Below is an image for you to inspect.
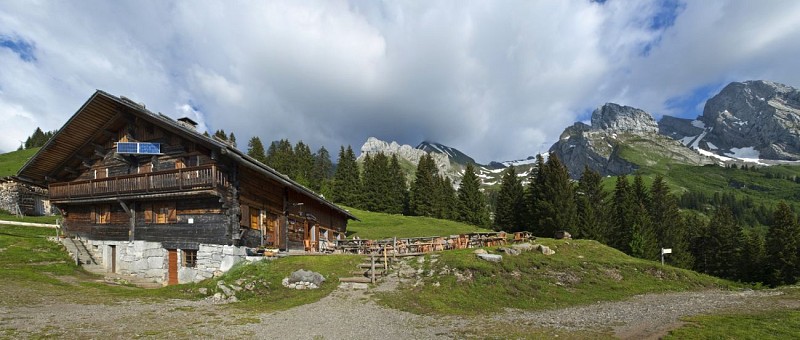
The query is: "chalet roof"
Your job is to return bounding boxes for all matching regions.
[17,90,357,221]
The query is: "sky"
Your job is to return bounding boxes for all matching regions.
[2,0,800,163]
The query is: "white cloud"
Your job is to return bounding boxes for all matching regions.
[0,0,799,163]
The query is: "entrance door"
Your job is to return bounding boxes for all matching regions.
[167,249,178,285]
[110,245,116,273]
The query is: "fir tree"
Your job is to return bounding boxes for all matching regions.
[531,153,575,237]
[739,228,767,283]
[228,132,237,148]
[632,173,650,208]
[703,206,742,279]
[213,129,227,140]
[575,166,608,242]
[457,163,490,227]
[330,145,361,207]
[495,166,525,232]
[310,146,333,192]
[409,154,438,217]
[385,155,408,215]
[629,206,657,261]
[766,202,800,286]
[246,136,267,164]
[649,175,693,268]
[361,153,391,212]
[435,176,458,220]
[293,141,314,186]
[525,154,547,233]
[609,175,636,253]
[266,139,295,176]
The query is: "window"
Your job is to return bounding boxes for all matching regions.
[94,205,111,224]
[144,202,176,224]
[182,250,197,268]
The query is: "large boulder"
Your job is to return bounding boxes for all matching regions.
[289,269,326,287]
[477,253,503,262]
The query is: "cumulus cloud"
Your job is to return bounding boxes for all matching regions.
[1,0,799,163]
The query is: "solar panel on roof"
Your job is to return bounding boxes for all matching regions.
[116,142,161,154]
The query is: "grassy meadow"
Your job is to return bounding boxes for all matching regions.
[344,206,491,239]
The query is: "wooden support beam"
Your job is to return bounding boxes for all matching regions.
[46,111,122,180]
[63,167,78,175]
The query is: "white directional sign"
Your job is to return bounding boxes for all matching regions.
[662,248,672,254]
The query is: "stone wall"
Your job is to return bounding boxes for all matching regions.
[0,179,52,216]
[88,240,247,284]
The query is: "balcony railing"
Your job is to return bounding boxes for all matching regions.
[49,164,229,200]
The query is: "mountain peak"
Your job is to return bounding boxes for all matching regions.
[416,141,477,165]
[590,103,659,134]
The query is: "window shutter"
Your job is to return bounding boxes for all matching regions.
[240,205,249,227]
[91,207,97,224]
[144,204,153,224]
[168,202,177,223]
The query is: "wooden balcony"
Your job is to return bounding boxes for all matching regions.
[49,164,229,200]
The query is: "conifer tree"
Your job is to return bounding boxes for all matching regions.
[703,206,742,279]
[629,205,657,261]
[293,141,314,186]
[530,153,575,237]
[246,136,267,164]
[435,176,458,220]
[214,129,227,140]
[575,166,608,242]
[632,173,650,208]
[385,155,408,215]
[310,146,333,192]
[228,132,237,148]
[609,175,636,253]
[361,153,391,212]
[266,139,295,176]
[495,166,525,232]
[739,228,767,283]
[457,163,490,227]
[766,202,800,286]
[331,145,361,207]
[525,154,547,232]
[409,154,438,217]
[649,175,693,268]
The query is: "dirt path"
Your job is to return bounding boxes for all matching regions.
[0,284,790,339]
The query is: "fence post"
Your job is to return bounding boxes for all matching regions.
[370,254,376,284]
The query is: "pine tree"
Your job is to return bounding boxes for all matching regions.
[214,129,227,140]
[629,205,657,261]
[739,228,767,283]
[649,175,693,268]
[766,202,800,286]
[609,175,636,253]
[409,154,438,217]
[525,154,547,233]
[435,176,458,220]
[575,166,608,242]
[386,155,408,215]
[457,163,490,227]
[228,132,237,148]
[266,139,295,176]
[632,173,649,208]
[704,206,742,279]
[495,166,525,232]
[361,153,391,212]
[531,153,576,237]
[310,146,333,192]
[331,145,361,207]
[246,136,267,164]
[293,141,314,186]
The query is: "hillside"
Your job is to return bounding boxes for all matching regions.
[344,206,490,239]
[378,238,734,315]
[0,147,39,177]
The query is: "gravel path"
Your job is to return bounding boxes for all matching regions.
[0,285,788,339]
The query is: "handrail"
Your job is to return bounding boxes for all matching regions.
[49,164,229,199]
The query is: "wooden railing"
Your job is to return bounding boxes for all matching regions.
[49,164,229,199]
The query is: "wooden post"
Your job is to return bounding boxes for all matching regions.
[383,246,388,271]
[370,253,376,284]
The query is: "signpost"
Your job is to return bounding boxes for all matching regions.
[661,248,672,265]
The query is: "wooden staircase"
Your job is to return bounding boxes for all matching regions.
[339,253,398,284]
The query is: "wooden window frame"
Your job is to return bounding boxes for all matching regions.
[93,205,111,224]
[144,202,177,224]
[182,249,197,268]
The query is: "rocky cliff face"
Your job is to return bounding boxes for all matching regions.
[659,80,800,161]
[358,137,459,184]
[551,103,710,178]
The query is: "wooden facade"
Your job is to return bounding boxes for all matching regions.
[18,90,356,252]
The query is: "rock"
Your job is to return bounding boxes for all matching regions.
[432,281,440,287]
[289,269,325,286]
[231,285,243,291]
[497,247,521,256]
[339,282,369,290]
[281,277,290,287]
[358,137,455,182]
[473,249,488,255]
[539,245,556,256]
[244,282,255,291]
[227,296,238,303]
[217,281,234,297]
[591,103,659,134]
[198,287,208,295]
[512,243,534,252]
[554,231,572,240]
[477,253,502,262]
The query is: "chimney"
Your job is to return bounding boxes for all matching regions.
[177,117,198,130]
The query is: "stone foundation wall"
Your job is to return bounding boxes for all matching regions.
[0,179,52,216]
[88,240,247,284]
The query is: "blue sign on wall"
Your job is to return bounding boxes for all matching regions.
[117,142,161,154]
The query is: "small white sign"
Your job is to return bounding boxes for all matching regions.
[188,218,194,224]
[662,248,672,254]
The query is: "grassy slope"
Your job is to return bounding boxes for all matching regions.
[378,238,734,315]
[344,206,491,239]
[0,147,39,177]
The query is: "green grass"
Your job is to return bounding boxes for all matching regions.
[378,238,735,315]
[344,206,491,239]
[0,147,39,177]
[0,209,60,224]
[665,309,800,339]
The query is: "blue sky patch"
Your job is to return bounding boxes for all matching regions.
[0,35,37,62]
[664,81,725,119]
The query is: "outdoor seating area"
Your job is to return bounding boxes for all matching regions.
[333,231,535,255]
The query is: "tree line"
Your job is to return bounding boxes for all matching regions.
[17,127,57,150]
[492,153,800,286]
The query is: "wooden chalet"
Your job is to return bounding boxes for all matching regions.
[17,90,357,284]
